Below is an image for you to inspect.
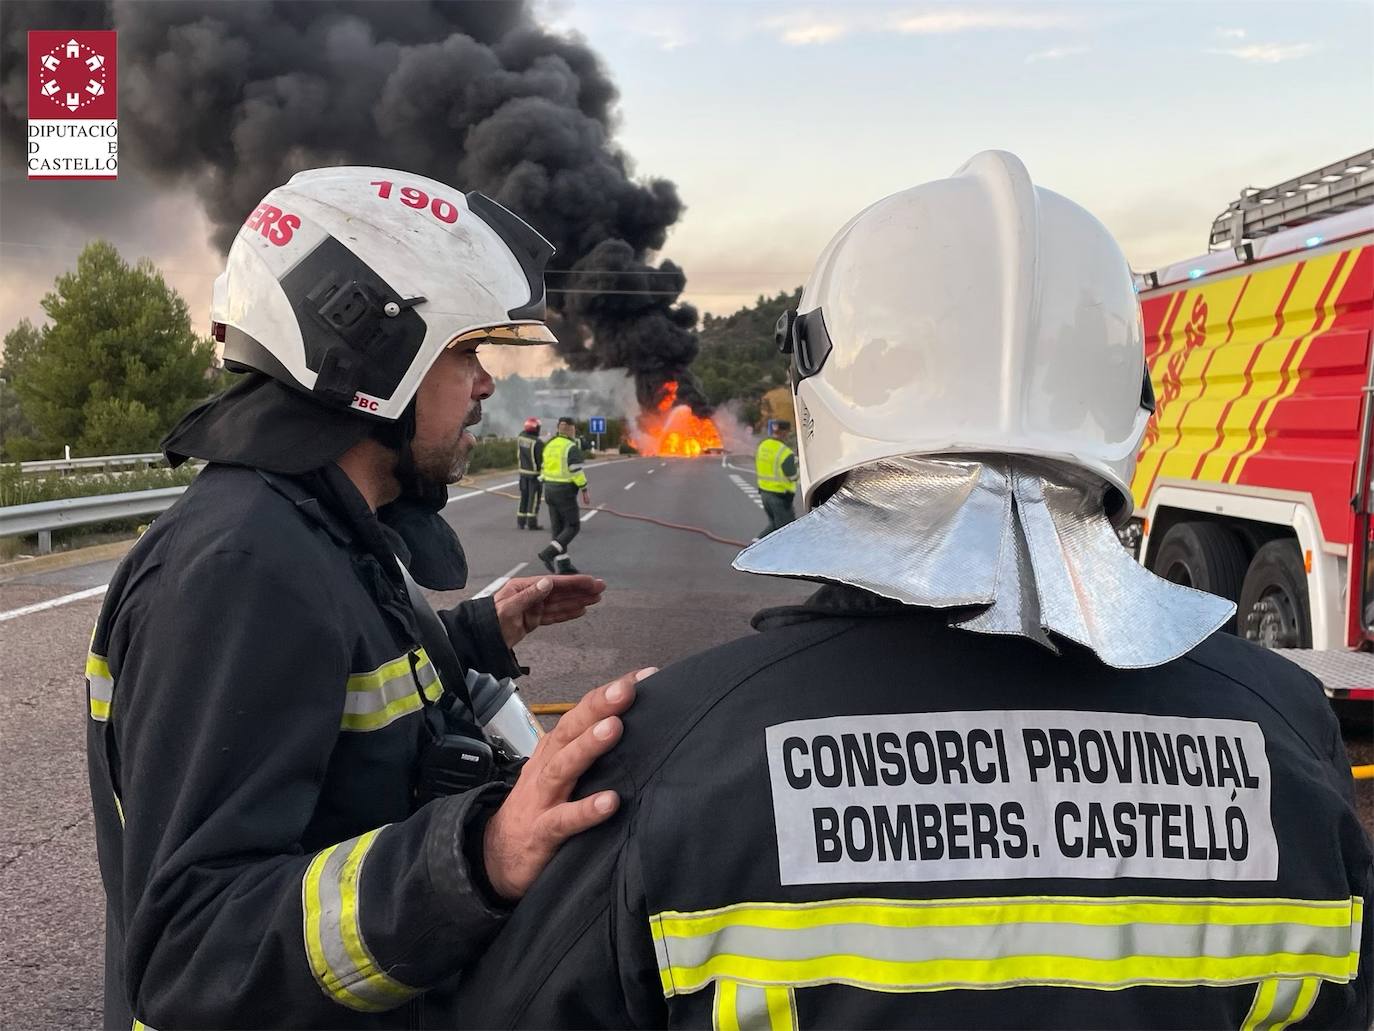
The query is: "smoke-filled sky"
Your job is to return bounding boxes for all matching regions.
[0,0,705,406]
[2,1,1371,366]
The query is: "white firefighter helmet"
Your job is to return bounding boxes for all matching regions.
[210,166,557,421]
[778,150,1151,525]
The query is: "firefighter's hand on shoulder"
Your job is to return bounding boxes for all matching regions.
[493,574,607,648]
[482,666,655,899]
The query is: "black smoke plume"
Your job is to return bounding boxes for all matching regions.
[0,0,707,411]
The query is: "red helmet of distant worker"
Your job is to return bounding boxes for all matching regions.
[523,417,541,433]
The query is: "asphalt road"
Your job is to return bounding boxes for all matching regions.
[1,452,1370,1027]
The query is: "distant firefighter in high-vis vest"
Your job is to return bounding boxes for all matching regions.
[538,416,590,574]
[754,420,799,537]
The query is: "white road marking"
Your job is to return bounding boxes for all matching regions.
[581,509,600,522]
[445,459,634,507]
[624,481,637,491]
[472,562,529,599]
[647,468,655,475]
[446,479,518,505]
[728,473,765,509]
[0,584,108,623]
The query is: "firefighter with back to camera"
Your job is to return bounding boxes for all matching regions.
[84,167,655,1029]
[517,416,545,530]
[446,152,1372,1029]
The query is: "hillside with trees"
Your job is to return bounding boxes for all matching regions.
[694,288,799,426]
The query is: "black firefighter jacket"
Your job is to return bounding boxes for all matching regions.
[448,585,1373,1030]
[85,463,523,1029]
[517,432,544,476]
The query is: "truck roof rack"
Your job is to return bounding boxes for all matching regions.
[1209,149,1374,251]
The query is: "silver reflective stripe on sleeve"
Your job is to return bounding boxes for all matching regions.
[302,827,418,1012]
[341,650,442,732]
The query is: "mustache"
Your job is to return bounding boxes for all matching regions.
[463,404,482,429]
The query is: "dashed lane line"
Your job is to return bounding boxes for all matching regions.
[446,458,639,506]
[728,472,765,510]
[624,481,637,490]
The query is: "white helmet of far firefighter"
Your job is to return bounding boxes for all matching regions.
[210,166,556,421]
[779,150,1151,525]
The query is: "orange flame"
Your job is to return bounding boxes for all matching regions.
[632,381,723,457]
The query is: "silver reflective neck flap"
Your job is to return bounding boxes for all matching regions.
[733,456,1233,669]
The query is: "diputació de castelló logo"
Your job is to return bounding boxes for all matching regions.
[28,30,118,180]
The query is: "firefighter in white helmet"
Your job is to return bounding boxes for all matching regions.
[85,167,653,1030]
[446,152,1371,1029]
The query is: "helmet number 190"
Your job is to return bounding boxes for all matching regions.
[370,180,459,225]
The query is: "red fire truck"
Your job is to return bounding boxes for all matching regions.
[1130,150,1374,708]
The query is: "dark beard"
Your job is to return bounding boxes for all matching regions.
[412,402,480,486]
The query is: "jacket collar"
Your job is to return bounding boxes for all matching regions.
[255,466,412,572]
[752,583,935,631]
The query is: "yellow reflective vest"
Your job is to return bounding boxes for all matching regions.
[755,437,797,494]
[542,434,587,488]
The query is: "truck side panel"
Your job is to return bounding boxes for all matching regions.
[1133,245,1374,548]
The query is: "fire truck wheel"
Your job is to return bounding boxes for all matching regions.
[1237,539,1312,650]
[1151,522,1248,633]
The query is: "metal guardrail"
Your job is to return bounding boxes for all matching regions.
[0,487,185,554]
[17,452,165,475]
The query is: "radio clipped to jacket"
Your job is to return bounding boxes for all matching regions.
[399,560,545,805]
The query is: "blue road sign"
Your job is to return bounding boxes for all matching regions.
[589,416,607,434]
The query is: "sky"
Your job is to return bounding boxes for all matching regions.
[1,0,1372,347]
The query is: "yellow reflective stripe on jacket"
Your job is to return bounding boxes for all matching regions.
[518,436,540,475]
[713,979,796,1031]
[340,650,442,733]
[651,895,1363,997]
[301,827,418,1012]
[1242,976,1323,1031]
[87,651,113,722]
[755,438,794,494]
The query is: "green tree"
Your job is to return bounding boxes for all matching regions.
[3,241,216,459]
[0,325,39,462]
[693,288,799,425]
